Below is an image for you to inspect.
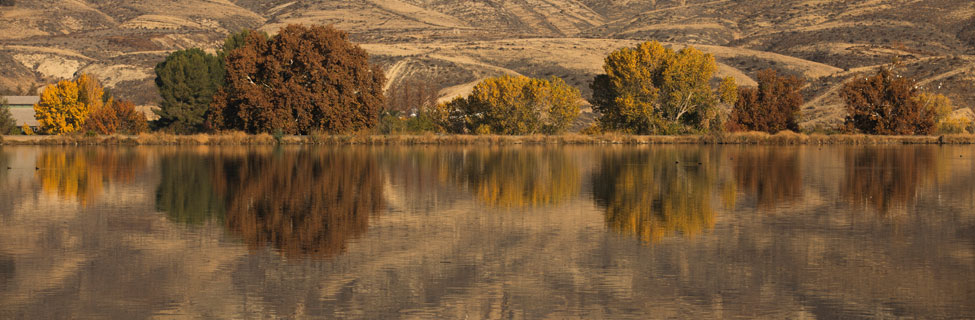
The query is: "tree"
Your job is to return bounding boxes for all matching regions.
[154,48,225,133]
[727,69,804,133]
[34,75,106,135]
[842,67,936,135]
[591,41,736,134]
[0,98,16,135]
[84,99,149,135]
[442,75,582,135]
[208,24,386,134]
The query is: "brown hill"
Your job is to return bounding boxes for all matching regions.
[0,0,972,128]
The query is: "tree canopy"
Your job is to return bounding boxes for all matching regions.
[437,75,582,135]
[207,24,386,134]
[84,99,149,135]
[728,69,804,133]
[842,67,943,135]
[154,48,225,133]
[591,41,736,134]
[34,74,106,135]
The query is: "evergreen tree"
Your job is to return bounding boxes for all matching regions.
[0,98,16,135]
[154,48,225,134]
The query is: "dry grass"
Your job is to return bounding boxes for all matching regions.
[2,132,973,146]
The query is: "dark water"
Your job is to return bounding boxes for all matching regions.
[0,145,972,318]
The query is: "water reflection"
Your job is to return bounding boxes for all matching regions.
[0,145,972,318]
[456,148,580,208]
[35,148,146,205]
[732,147,804,210]
[214,149,384,259]
[592,148,717,243]
[155,152,225,225]
[842,147,943,216]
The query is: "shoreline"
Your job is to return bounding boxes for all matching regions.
[2,132,975,146]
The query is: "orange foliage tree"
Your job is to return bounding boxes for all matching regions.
[208,24,386,134]
[33,74,105,135]
[727,69,804,133]
[84,99,149,135]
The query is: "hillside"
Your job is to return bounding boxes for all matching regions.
[1,0,973,128]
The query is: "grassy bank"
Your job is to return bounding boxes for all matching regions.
[1,131,974,146]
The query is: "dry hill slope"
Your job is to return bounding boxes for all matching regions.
[0,0,972,128]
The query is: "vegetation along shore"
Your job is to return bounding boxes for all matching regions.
[1,24,973,143]
[2,132,974,146]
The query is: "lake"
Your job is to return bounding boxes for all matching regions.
[0,145,972,318]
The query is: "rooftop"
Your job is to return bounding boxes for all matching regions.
[3,96,40,106]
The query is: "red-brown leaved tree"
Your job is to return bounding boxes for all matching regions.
[207,25,386,134]
[841,67,935,135]
[727,69,804,133]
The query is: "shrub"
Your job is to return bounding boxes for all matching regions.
[444,75,582,135]
[842,67,940,135]
[84,99,149,135]
[728,69,804,133]
[937,116,971,134]
[208,25,386,134]
[591,41,736,134]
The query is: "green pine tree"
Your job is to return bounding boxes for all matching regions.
[154,48,225,134]
[0,98,17,135]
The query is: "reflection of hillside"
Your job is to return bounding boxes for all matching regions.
[155,153,225,225]
[592,149,717,243]
[35,149,146,205]
[842,147,942,216]
[378,148,468,212]
[456,148,581,208]
[732,147,804,210]
[215,149,384,259]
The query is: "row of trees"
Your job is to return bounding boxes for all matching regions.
[14,27,970,136]
[29,74,148,135]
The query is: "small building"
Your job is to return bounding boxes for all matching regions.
[2,96,40,129]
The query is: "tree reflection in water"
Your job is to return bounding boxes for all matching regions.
[592,148,717,243]
[213,148,385,259]
[35,148,146,205]
[155,152,226,225]
[843,146,943,216]
[456,148,580,208]
[731,147,804,210]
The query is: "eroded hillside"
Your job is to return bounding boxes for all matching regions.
[1,0,972,127]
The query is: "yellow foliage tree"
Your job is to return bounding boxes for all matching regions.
[444,75,582,134]
[34,74,105,135]
[591,41,736,134]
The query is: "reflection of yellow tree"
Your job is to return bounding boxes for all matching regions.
[458,148,580,208]
[732,147,804,210]
[216,149,384,259]
[36,149,146,205]
[843,147,942,216]
[592,149,716,243]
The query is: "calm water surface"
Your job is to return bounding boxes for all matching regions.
[0,145,972,318]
